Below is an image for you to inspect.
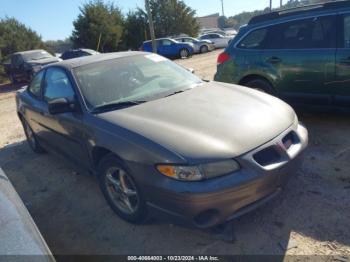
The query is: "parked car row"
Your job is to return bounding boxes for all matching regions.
[2,48,100,84]
[3,50,61,84]
[140,33,234,59]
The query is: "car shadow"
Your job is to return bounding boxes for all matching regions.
[0,112,349,256]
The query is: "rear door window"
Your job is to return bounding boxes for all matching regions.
[238,28,268,49]
[161,40,173,46]
[278,16,336,49]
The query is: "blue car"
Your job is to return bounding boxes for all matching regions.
[141,38,194,58]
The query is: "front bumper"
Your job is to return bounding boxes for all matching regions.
[134,123,308,228]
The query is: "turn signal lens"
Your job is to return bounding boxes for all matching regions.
[157,165,203,181]
[157,165,176,178]
[217,52,230,65]
[157,160,240,181]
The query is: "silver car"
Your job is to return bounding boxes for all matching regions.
[16,52,308,228]
[175,37,215,53]
[199,33,233,48]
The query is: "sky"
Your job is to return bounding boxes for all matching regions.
[0,0,281,41]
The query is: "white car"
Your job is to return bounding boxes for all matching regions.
[199,33,232,48]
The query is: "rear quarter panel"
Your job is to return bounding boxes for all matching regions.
[215,27,275,86]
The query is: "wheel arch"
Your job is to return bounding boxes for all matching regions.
[239,74,273,87]
[91,146,115,168]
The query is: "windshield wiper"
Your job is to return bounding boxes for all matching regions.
[92,100,146,113]
[164,89,191,98]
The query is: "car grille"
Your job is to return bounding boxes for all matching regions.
[253,131,300,168]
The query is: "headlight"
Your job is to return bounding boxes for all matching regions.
[156,160,240,181]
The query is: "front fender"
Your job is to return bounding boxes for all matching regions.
[84,114,187,168]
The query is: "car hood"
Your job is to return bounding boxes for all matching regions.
[97,82,296,161]
[26,57,60,66]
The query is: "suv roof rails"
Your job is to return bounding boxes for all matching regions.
[249,0,350,25]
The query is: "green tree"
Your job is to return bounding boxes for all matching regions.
[71,0,124,52]
[124,9,148,50]
[149,0,199,37]
[218,16,239,29]
[0,17,45,60]
[45,38,73,54]
[218,16,227,28]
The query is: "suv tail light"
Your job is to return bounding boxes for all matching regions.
[217,52,230,65]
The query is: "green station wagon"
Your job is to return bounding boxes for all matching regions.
[214,1,350,108]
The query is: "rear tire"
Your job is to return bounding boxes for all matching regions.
[179,48,190,59]
[21,119,46,154]
[98,154,148,224]
[200,45,209,53]
[243,79,275,95]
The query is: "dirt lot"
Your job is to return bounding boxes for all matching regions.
[0,50,349,257]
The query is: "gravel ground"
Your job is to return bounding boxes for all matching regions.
[0,50,349,257]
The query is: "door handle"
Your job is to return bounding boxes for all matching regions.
[267,57,282,64]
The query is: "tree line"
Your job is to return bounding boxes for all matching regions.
[0,0,199,61]
[1,0,337,61]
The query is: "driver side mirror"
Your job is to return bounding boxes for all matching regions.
[48,98,76,114]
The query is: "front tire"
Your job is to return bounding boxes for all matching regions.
[179,48,190,59]
[98,154,148,224]
[22,119,46,153]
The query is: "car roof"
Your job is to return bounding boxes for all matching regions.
[200,33,220,36]
[249,0,350,26]
[14,49,47,55]
[143,38,174,43]
[176,36,194,39]
[51,51,148,70]
[64,48,97,53]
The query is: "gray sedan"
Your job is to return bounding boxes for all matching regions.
[175,37,215,53]
[16,52,308,228]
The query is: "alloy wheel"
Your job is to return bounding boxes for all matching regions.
[105,167,139,215]
[180,49,189,58]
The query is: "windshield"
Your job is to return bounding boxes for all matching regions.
[73,54,202,111]
[22,51,53,61]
